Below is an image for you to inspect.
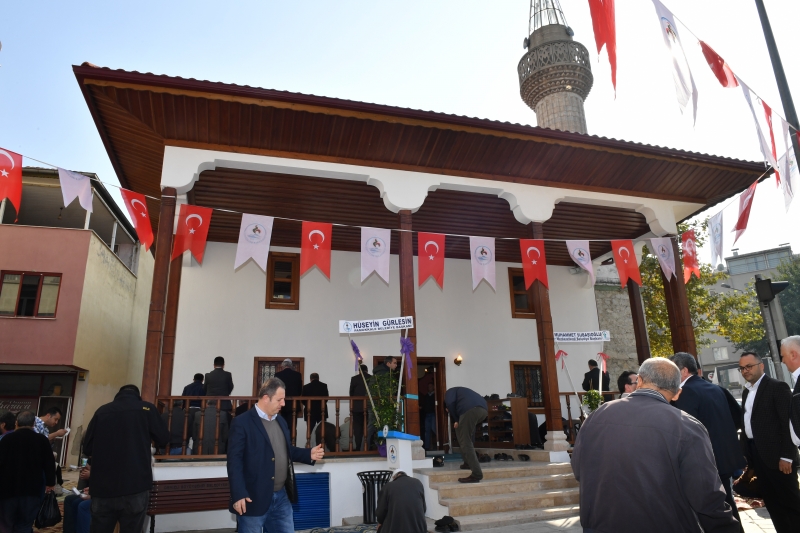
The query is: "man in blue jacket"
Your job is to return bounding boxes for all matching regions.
[227,377,324,533]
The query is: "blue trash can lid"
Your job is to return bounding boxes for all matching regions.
[377,430,418,440]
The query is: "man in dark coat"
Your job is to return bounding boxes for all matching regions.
[670,352,746,526]
[182,373,206,409]
[739,351,800,533]
[84,384,169,533]
[349,365,371,451]
[301,373,329,430]
[372,356,397,376]
[573,358,739,533]
[204,357,234,412]
[0,410,56,533]
[780,336,800,444]
[582,359,612,401]
[274,359,303,427]
[227,378,323,533]
[376,471,427,533]
[444,387,488,483]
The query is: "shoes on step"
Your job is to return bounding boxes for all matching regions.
[458,475,481,483]
[433,456,445,467]
[519,454,530,461]
[435,516,455,527]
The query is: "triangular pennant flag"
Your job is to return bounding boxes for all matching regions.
[709,211,724,268]
[732,180,758,244]
[418,232,445,288]
[761,100,781,186]
[0,148,23,221]
[779,118,795,211]
[651,0,698,124]
[119,188,155,251]
[681,230,701,283]
[234,214,274,271]
[58,168,93,212]
[566,240,595,285]
[300,221,333,278]
[172,204,213,263]
[650,237,676,280]
[738,77,778,172]
[587,0,617,92]
[361,227,391,283]
[519,239,548,289]
[469,236,495,290]
[698,41,738,88]
[611,240,641,288]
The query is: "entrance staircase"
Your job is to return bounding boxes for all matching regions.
[416,451,579,531]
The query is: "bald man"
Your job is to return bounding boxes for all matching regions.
[780,336,800,445]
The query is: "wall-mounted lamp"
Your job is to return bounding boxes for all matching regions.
[454,354,463,366]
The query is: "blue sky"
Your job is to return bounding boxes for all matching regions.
[1,0,798,261]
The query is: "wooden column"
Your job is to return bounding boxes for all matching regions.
[158,255,183,396]
[398,210,420,437]
[530,223,563,433]
[141,188,176,404]
[627,279,651,364]
[662,237,697,356]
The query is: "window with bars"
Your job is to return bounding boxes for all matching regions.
[252,358,304,395]
[266,253,300,310]
[0,272,62,318]
[507,268,536,319]
[510,362,544,408]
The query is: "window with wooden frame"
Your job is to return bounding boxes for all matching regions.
[266,253,300,310]
[0,272,62,318]
[252,357,305,395]
[509,362,544,408]
[507,268,535,319]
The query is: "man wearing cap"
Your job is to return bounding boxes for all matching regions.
[275,359,303,427]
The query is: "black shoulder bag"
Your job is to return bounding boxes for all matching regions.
[285,459,298,504]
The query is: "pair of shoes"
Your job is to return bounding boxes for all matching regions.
[433,456,445,467]
[478,453,491,463]
[518,454,530,461]
[494,453,514,461]
[459,463,470,470]
[458,475,481,483]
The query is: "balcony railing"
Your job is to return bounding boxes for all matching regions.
[154,395,384,460]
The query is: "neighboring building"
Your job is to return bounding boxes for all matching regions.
[700,245,794,397]
[0,168,154,464]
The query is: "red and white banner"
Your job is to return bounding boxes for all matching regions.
[234,214,274,271]
[519,239,548,289]
[0,148,23,221]
[761,100,781,186]
[651,0,698,124]
[681,230,701,283]
[418,232,445,288]
[709,211,723,268]
[567,240,595,285]
[732,180,758,244]
[172,204,213,263]
[738,77,779,174]
[58,167,93,212]
[119,188,154,251]
[587,0,617,92]
[650,237,676,280]
[300,221,332,278]
[699,41,737,88]
[361,227,391,283]
[611,240,641,287]
[469,236,495,290]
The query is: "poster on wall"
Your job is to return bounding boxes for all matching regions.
[554,331,611,343]
[339,316,414,334]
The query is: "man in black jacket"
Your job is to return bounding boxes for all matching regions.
[204,357,234,413]
[780,336,800,444]
[582,359,612,401]
[84,385,169,533]
[181,373,206,409]
[0,410,56,533]
[349,365,371,451]
[739,352,800,533]
[274,359,302,427]
[670,352,746,527]
[301,373,329,430]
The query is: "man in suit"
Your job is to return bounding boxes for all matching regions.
[301,373,329,430]
[739,351,800,533]
[349,364,371,451]
[670,352,746,527]
[227,378,324,533]
[582,359,612,401]
[781,335,800,445]
[274,359,303,427]
[182,373,206,410]
[204,356,234,413]
[573,358,739,533]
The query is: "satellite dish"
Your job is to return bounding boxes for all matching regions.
[523,37,529,49]
[566,26,575,37]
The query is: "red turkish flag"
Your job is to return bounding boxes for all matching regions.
[519,239,548,289]
[611,240,641,287]
[681,230,701,283]
[300,221,332,278]
[732,180,758,244]
[0,148,23,221]
[587,0,617,92]
[171,204,213,263]
[119,188,154,251]
[699,41,738,88]
[418,232,445,288]
[761,100,781,186]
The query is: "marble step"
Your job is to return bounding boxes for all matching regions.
[418,462,573,484]
[432,472,578,499]
[451,504,581,531]
[441,486,580,516]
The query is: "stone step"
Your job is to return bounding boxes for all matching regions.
[442,486,580,516]
[432,473,578,499]
[418,462,573,484]
[451,504,581,531]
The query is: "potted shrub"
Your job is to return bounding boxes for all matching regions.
[368,370,404,456]
[581,389,603,415]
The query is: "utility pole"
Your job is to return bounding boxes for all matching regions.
[754,0,800,162]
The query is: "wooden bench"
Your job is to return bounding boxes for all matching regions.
[148,478,230,533]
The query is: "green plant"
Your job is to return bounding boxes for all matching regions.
[582,389,603,412]
[368,370,404,445]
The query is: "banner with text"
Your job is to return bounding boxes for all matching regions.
[554,331,611,343]
[340,316,414,334]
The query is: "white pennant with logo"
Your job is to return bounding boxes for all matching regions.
[650,237,676,280]
[361,227,391,283]
[58,168,93,212]
[469,236,496,290]
[234,214,274,271]
[709,211,724,268]
[566,240,595,285]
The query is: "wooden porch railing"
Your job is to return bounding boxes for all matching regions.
[154,395,385,460]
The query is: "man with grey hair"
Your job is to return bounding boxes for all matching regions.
[228,377,324,533]
[274,359,303,426]
[572,358,739,533]
[781,335,800,444]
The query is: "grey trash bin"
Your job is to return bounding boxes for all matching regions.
[357,470,393,524]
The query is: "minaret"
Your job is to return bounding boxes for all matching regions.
[518,0,593,133]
